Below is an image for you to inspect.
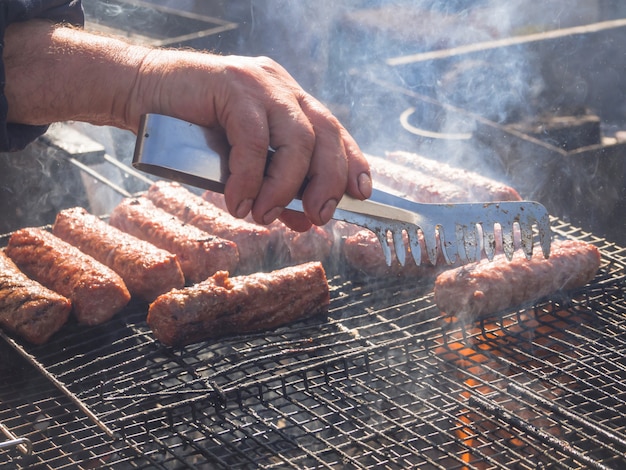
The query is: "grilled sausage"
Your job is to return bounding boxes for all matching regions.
[264,220,334,266]
[368,155,470,203]
[339,219,459,278]
[342,229,431,277]
[148,261,330,346]
[6,228,131,326]
[146,181,270,273]
[0,250,71,344]
[53,207,185,301]
[382,151,522,202]
[202,189,334,267]
[433,239,601,319]
[110,197,239,284]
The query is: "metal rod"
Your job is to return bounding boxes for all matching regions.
[67,157,133,198]
[0,420,32,456]
[469,395,615,470]
[0,330,119,441]
[0,438,32,456]
[508,383,626,450]
[387,18,626,66]
[102,153,154,186]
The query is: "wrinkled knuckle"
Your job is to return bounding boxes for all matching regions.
[220,58,244,76]
[247,134,272,157]
[256,55,275,66]
[253,55,280,73]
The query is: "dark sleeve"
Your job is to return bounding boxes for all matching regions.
[0,1,84,151]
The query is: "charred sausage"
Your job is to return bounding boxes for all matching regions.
[0,250,71,344]
[110,197,239,284]
[148,261,330,346]
[265,221,334,266]
[433,239,601,319]
[368,155,470,203]
[6,228,131,325]
[53,207,185,301]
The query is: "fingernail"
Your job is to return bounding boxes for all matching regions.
[320,198,338,224]
[358,172,373,198]
[235,198,253,218]
[263,206,284,224]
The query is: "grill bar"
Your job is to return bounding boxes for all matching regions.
[508,383,626,451]
[0,426,32,457]
[103,153,156,186]
[0,330,118,441]
[469,394,614,470]
[66,156,133,198]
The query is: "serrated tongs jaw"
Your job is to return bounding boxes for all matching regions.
[312,190,552,267]
[133,114,552,267]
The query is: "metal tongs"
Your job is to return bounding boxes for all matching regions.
[132,114,552,266]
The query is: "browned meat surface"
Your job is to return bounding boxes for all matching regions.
[0,250,71,344]
[341,228,451,278]
[148,261,330,346]
[198,188,229,211]
[383,151,522,201]
[433,239,601,319]
[266,221,334,266]
[202,188,334,268]
[368,154,470,203]
[53,207,185,301]
[343,229,427,277]
[110,197,239,284]
[6,228,131,326]
[146,181,270,273]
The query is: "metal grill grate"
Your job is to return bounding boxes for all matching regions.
[0,136,625,468]
[1,212,625,468]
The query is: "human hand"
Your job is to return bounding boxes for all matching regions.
[3,21,370,230]
[133,52,372,230]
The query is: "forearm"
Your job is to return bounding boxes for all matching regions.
[3,19,152,132]
[2,17,372,229]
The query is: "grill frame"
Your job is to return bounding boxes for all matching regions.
[3,8,626,469]
[1,206,625,469]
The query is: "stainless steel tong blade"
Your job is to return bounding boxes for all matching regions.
[133,113,552,267]
[361,188,551,265]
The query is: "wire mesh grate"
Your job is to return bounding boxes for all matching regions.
[1,214,625,468]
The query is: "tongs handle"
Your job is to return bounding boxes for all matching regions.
[133,114,232,194]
